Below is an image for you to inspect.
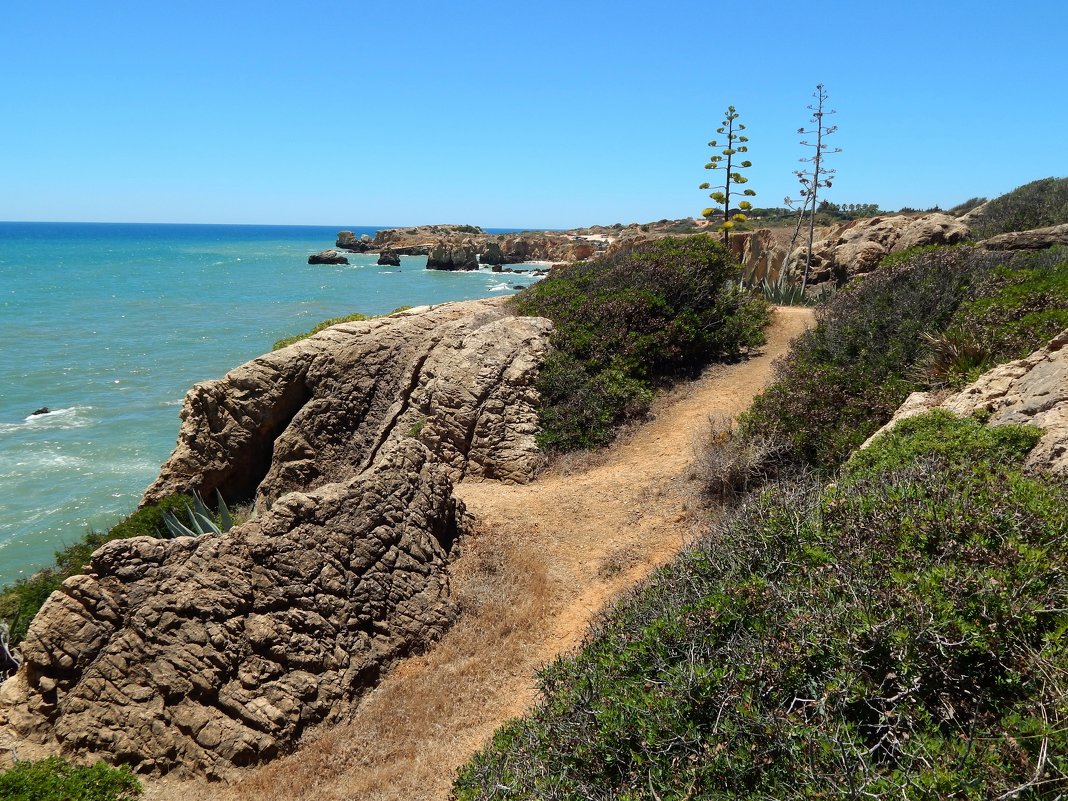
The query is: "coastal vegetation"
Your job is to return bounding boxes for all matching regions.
[741,244,1068,470]
[967,177,1068,240]
[454,181,1068,798]
[0,756,141,800]
[454,412,1068,799]
[272,306,414,350]
[513,235,770,451]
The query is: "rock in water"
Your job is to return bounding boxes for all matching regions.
[307,249,349,265]
[377,247,401,266]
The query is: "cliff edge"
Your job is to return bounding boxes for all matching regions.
[0,299,552,778]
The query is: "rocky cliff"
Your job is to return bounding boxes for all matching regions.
[0,299,552,777]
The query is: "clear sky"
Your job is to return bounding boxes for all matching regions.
[2,1,1066,228]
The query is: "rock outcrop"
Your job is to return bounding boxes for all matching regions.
[977,223,1068,251]
[785,213,970,285]
[1,439,463,778]
[426,239,479,271]
[377,248,400,267]
[307,250,349,265]
[865,328,1068,477]
[731,229,790,285]
[1,299,553,776]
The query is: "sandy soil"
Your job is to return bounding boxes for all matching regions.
[145,306,814,801]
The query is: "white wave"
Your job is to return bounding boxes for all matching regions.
[0,406,94,434]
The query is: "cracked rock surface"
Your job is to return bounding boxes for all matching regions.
[0,298,552,777]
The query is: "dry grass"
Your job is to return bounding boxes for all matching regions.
[204,528,552,801]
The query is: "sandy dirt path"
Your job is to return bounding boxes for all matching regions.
[148,306,813,801]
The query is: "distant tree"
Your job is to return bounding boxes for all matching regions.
[786,85,841,293]
[700,105,756,243]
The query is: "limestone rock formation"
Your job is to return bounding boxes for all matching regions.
[144,299,550,506]
[307,249,349,265]
[377,248,401,267]
[977,223,1068,251]
[1,439,463,778]
[479,241,504,265]
[426,239,479,271]
[1,298,553,776]
[731,229,789,285]
[786,213,970,284]
[864,328,1068,477]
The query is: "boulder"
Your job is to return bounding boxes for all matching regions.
[307,250,349,265]
[426,238,479,271]
[377,248,401,267]
[1,439,464,778]
[786,213,970,284]
[977,223,1068,251]
[864,328,1068,477]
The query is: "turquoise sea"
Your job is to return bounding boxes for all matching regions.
[0,222,541,586]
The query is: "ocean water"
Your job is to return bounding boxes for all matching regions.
[0,222,541,586]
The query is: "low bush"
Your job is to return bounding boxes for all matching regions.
[968,176,1068,240]
[0,494,193,649]
[0,756,141,801]
[515,236,771,451]
[740,246,999,469]
[741,245,1068,470]
[455,412,1068,799]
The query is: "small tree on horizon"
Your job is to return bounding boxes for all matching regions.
[700,105,756,244]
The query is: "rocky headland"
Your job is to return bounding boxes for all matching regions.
[0,299,551,778]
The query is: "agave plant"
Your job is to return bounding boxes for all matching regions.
[756,277,815,307]
[1,621,21,670]
[161,490,234,538]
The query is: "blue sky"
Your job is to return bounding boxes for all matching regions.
[2,1,1066,228]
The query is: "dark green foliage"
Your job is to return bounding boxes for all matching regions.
[742,245,1068,470]
[951,246,1068,362]
[968,176,1068,240]
[455,413,1068,799]
[0,756,141,801]
[514,236,770,451]
[741,247,999,469]
[0,495,193,647]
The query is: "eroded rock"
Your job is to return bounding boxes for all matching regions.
[0,439,463,778]
[1,298,552,776]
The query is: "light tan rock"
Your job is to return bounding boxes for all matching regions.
[786,213,970,284]
[143,299,550,508]
[977,223,1068,251]
[863,329,1068,476]
[1,298,553,777]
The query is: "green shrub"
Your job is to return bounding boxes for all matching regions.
[741,247,999,469]
[950,245,1068,362]
[0,756,141,800]
[741,245,1068,470]
[968,176,1068,240]
[0,495,193,648]
[515,235,771,451]
[455,413,1068,799]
